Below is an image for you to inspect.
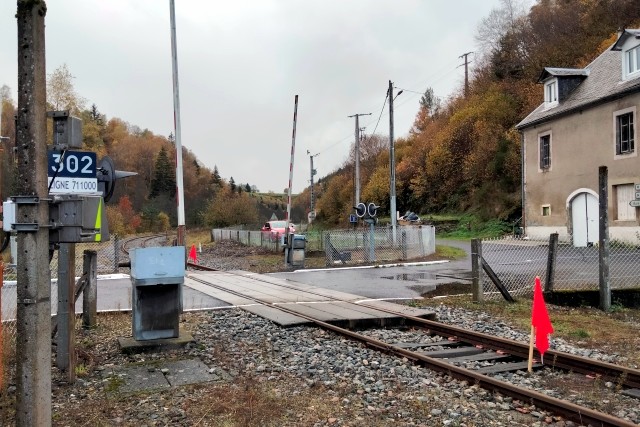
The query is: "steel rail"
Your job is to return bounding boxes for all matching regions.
[188,267,640,389]
[188,274,637,427]
[403,316,640,389]
[121,234,168,256]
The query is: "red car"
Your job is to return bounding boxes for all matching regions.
[261,220,295,236]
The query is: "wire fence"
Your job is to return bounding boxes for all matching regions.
[211,228,327,252]
[479,234,640,300]
[1,236,124,387]
[323,226,436,266]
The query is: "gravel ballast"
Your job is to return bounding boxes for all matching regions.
[37,305,640,427]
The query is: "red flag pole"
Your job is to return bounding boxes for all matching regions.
[527,323,535,373]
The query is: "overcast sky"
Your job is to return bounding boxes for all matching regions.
[0,1,507,193]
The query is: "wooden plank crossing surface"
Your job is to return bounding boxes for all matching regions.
[185,271,436,327]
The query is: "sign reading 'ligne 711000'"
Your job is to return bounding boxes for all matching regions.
[47,150,98,194]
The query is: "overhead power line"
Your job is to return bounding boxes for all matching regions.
[370,91,389,136]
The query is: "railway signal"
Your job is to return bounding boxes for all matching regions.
[367,203,379,218]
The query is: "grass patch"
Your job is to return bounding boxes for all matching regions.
[431,213,512,239]
[186,228,213,247]
[435,244,466,260]
[104,375,124,393]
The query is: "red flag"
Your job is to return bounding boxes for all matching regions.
[532,276,554,356]
[188,244,197,263]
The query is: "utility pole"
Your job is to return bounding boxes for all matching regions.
[459,51,473,98]
[348,112,371,206]
[16,1,52,425]
[307,150,318,220]
[0,100,6,200]
[169,0,186,247]
[284,95,299,266]
[389,80,398,245]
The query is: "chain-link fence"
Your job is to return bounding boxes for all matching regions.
[324,225,435,266]
[1,236,124,387]
[211,228,327,252]
[479,234,640,300]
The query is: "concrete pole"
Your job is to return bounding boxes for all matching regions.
[598,166,611,311]
[309,154,315,213]
[471,239,483,303]
[82,250,97,329]
[56,243,76,381]
[348,113,371,206]
[169,0,186,247]
[15,1,52,425]
[389,80,397,245]
[355,114,360,205]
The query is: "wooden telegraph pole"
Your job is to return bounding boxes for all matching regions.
[15,1,52,425]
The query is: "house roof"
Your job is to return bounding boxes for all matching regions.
[537,68,589,83]
[516,31,640,130]
[611,29,640,51]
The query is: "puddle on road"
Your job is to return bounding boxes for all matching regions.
[381,272,437,282]
[422,282,472,298]
[381,272,473,298]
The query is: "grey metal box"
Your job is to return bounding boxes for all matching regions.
[130,246,185,341]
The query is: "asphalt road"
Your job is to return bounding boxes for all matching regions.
[1,239,473,320]
[270,239,472,300]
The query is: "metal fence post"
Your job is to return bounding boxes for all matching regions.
[113,234,120,273]
[471,239,483,303]
[324,232,331,266]
[544,233,558,292]
[545,233,558,292]
[598,165,611,311]
[82,250,97,329]
[401,230,407,260]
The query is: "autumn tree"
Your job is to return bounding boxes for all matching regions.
[0,93,16,200]
[475,0,529,56]
[79,105,106,156]
[202,187,259,227]
[47,64,86,113]
[106,195,142,235]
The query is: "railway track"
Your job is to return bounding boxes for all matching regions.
[187,267,639,427]
[120,234,170,255]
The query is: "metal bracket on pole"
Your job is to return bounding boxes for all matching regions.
[12,223,40,232]
[8,196,50,232]
[12,196,45,204]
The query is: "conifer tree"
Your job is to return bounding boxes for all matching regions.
[150,146,176,198]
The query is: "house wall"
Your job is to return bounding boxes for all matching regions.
[523,92,640,242]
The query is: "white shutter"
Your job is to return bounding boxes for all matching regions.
[616,184,636,220]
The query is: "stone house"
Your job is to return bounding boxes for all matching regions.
[516,29,640,246]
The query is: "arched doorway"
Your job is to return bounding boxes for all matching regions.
[570,192,599,247]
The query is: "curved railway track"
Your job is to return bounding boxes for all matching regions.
[121,234,170,255]
[187,266,639,427]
